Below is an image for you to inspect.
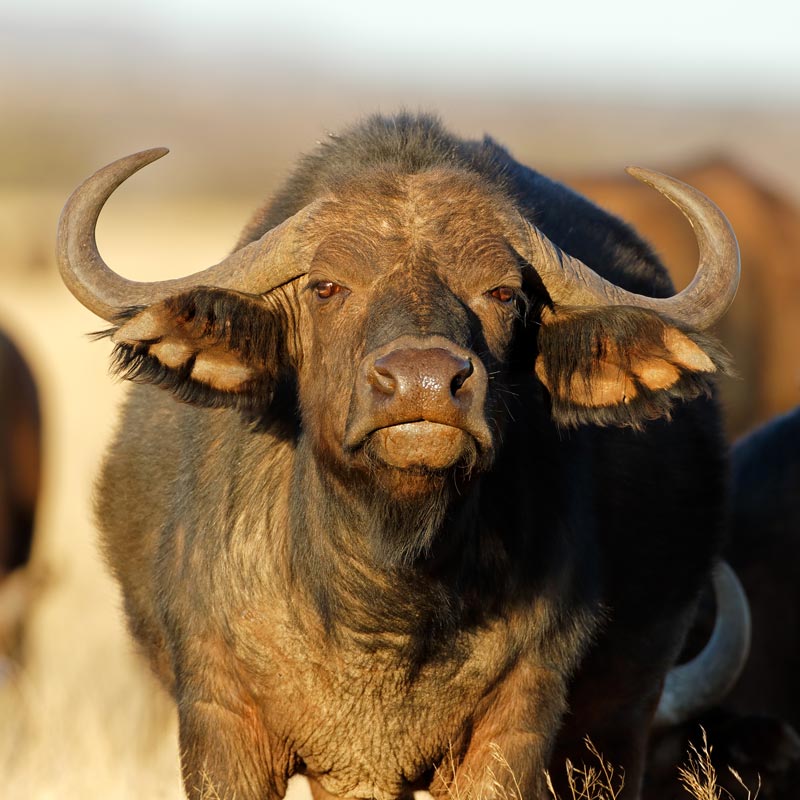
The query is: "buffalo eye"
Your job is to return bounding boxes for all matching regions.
[314,280,343,300]
[488,286,516,304]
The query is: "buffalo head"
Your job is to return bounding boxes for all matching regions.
[58,151,737,498]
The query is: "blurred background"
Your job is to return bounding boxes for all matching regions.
[0,1,798,797]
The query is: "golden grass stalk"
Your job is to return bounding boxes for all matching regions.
[677,728,760,800]
[545,738,624,800]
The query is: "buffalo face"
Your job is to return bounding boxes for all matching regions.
[293,169,527,496]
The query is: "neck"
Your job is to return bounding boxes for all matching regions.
[287,440,493,648]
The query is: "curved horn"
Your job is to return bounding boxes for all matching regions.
[57,148,322,322]
[516,168,740,330]
[653,561,752,728]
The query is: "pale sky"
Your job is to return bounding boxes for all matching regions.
[3,0,799,99]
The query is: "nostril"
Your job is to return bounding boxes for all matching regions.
[370,364,397,396]
[450,359,474,395]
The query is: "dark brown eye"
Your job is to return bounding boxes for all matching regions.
[314,281,342,299]
[489,286,515,304]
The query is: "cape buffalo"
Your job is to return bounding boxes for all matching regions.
[728,405,800,729]
[57,114,746,800]
[646,406,800,799]
[0,328,40,666]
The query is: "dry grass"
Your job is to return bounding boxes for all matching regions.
[195,771,227,800]
[678,729,761,800]
[431,735,762,800]
[545,740,624,800]
[431,739,623,800]
[437,742,526,800]
[433,741,525,800]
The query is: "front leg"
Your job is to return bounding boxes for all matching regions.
[178,693,291,800]
[430,661,569,800]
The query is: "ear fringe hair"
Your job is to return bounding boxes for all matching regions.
[106,340,277,416]
[538,306,734,430]
[93,289,294,418]
[547,367,719,430]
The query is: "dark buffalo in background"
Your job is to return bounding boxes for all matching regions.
[646,406,800,800]
[57,114,745,800]
[566,159,800,436]
[0,327,41,667]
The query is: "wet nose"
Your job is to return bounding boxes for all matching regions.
[369,348,474,404]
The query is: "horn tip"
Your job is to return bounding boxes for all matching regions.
[142,146,170,162]
[625,165,659,185]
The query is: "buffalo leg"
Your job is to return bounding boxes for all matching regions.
[451,733,552,799]
[431,661,568,799]
[178,696,288,800]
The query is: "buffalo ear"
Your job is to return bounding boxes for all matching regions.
[534,306,731,428]
[103,288,291,411]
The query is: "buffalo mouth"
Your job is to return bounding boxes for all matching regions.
[351,419,483,472]
[343,336,495,473]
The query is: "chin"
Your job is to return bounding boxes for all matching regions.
[361,422,485,497]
